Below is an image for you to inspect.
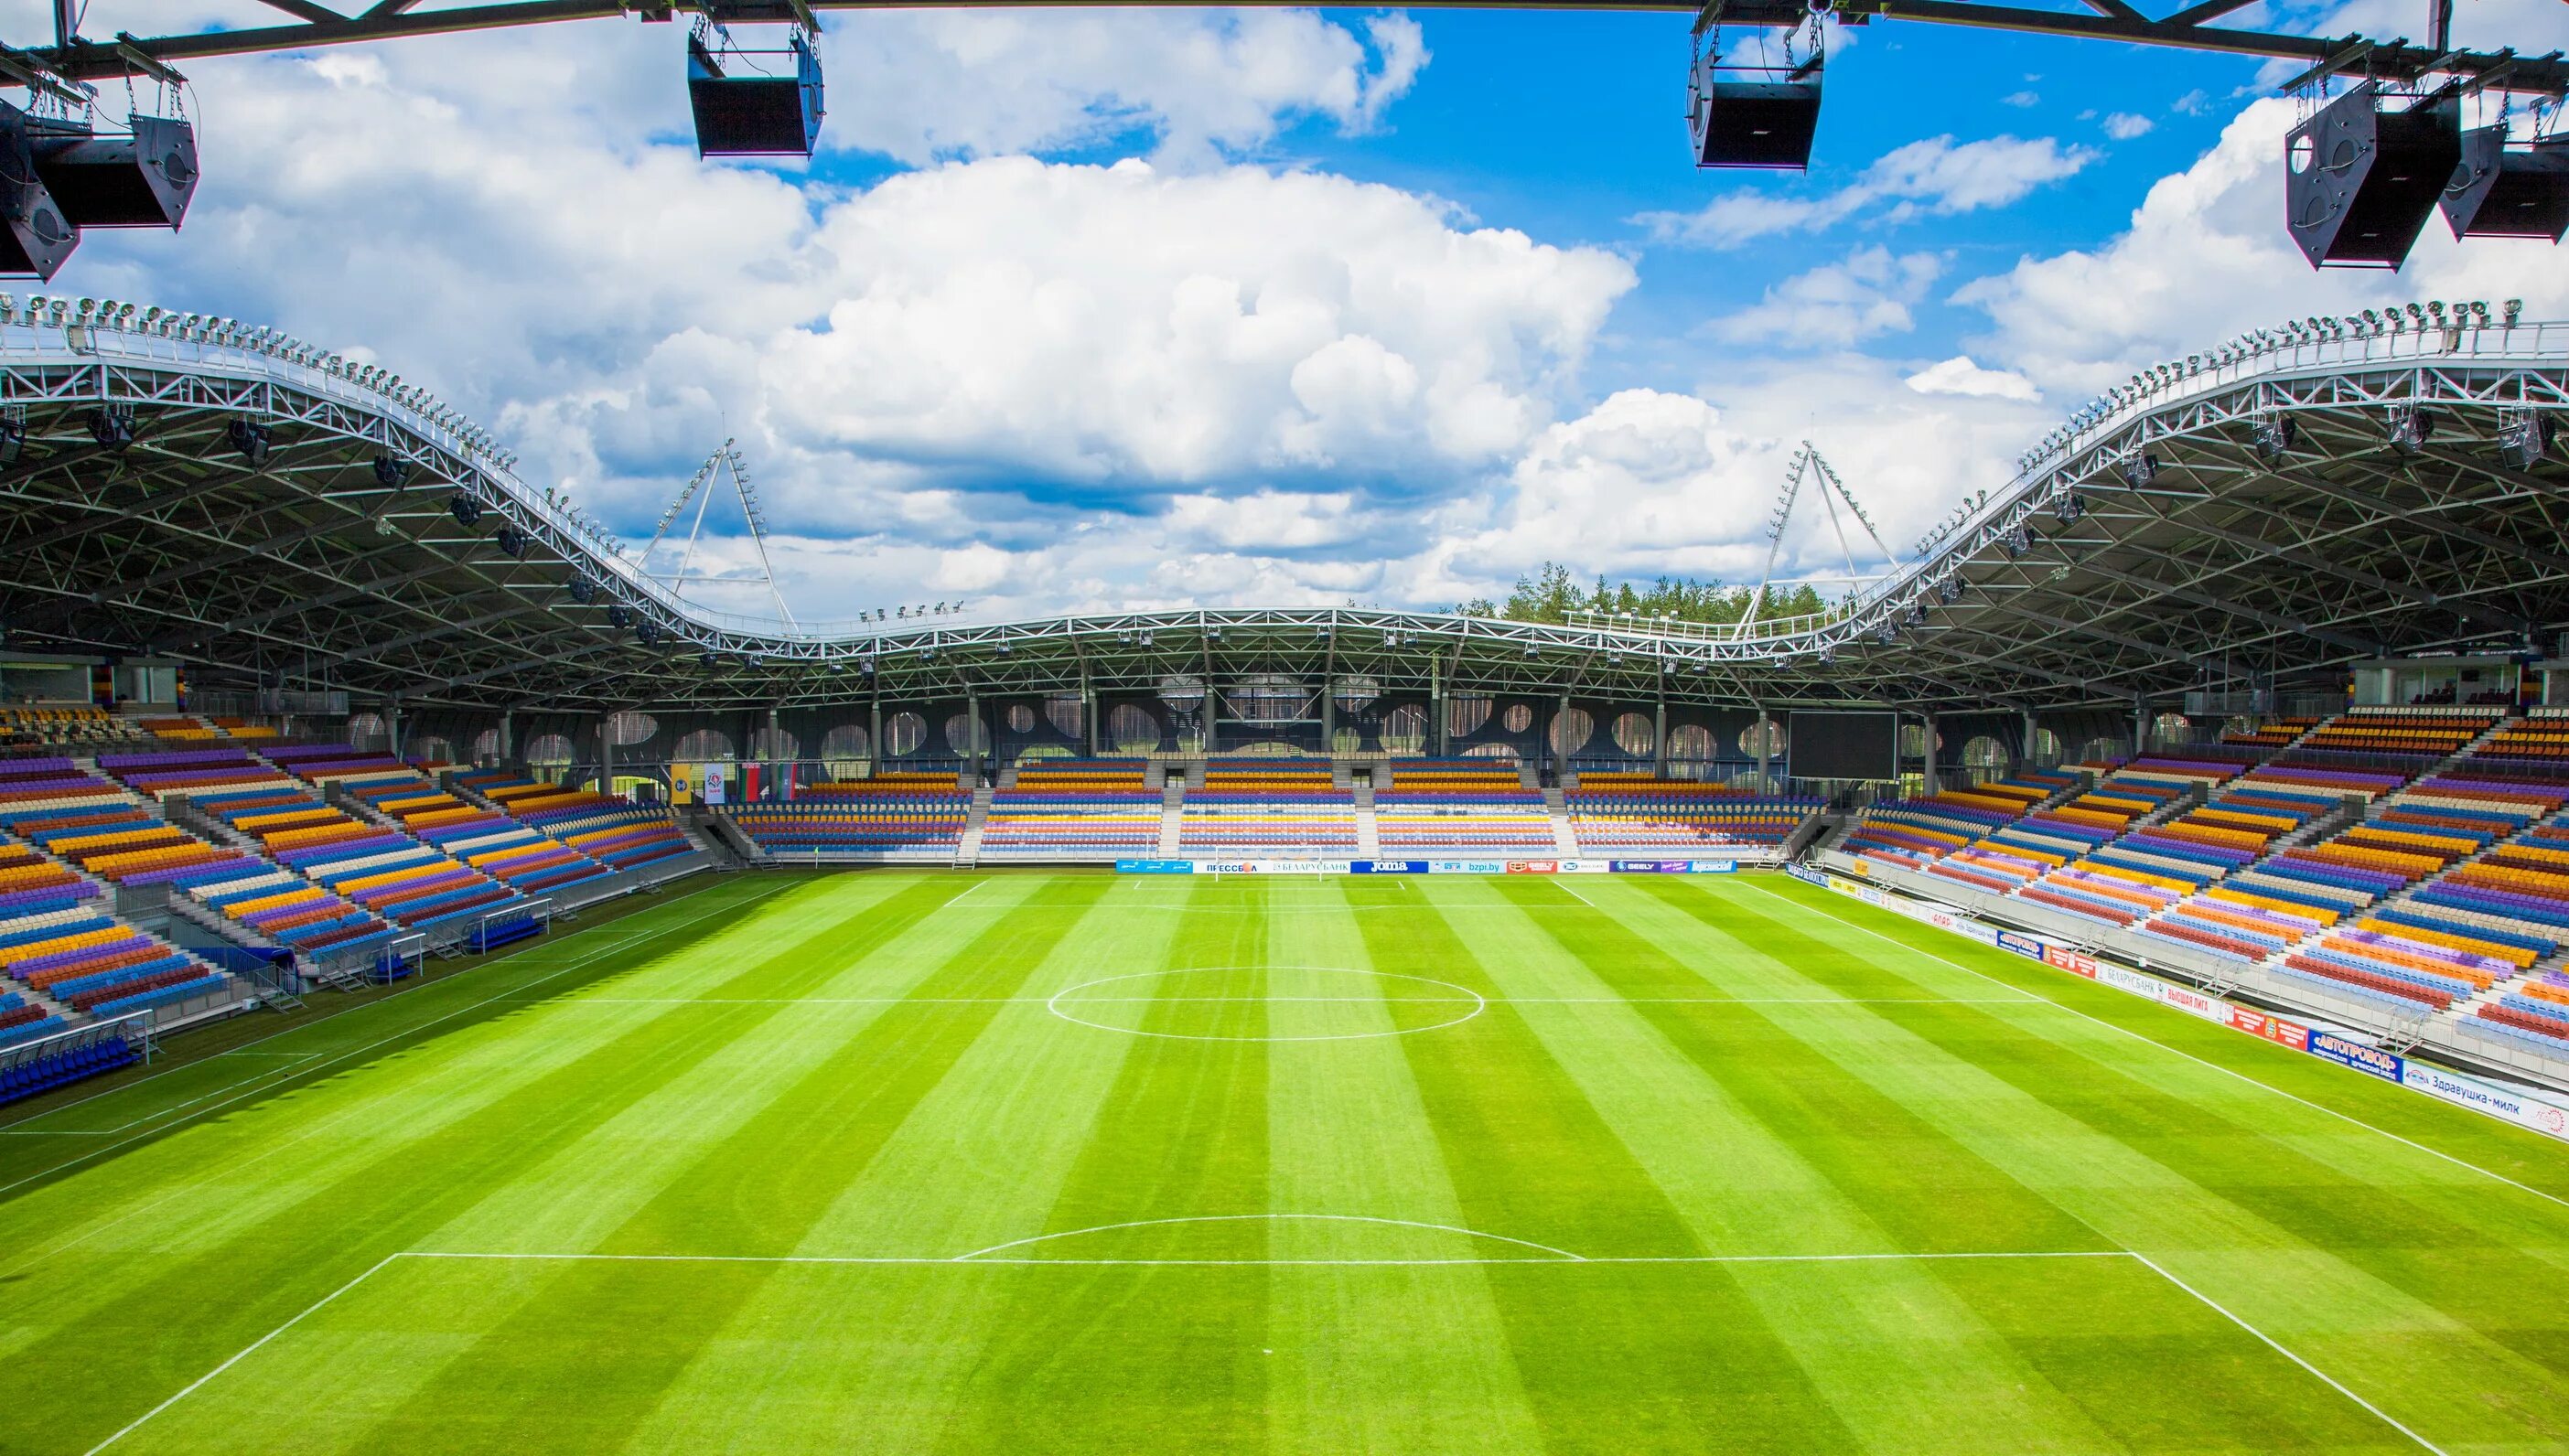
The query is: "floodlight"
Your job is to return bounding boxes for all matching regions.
[2499,415,2555,471]
[2388,408,2435,455]
[0,102,77,280]
[84,405,133,451]
[449,492,483,527]
[2284,82,2459,269]
[606,603,629,628]
[2443,132,2569,241]
[494,524,527,558]
[227,418,271,468]
[568,576,597,605]
[2122,453,2160,488]
[1686,34,1822,170]
[1938,577,1962,605]
[687,23,824,158]
[2053,489,2083,525]
[372,454,409,489]
[2252,417,2297,464]
[636,620,661,646]
[29,113,199,230]
[0,417,25,466]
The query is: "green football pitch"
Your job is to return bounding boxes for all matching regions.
[5,868,2568,1455]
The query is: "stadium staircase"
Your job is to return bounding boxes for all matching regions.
[957,787,993,867]
[1542,787,1579,856]
[1156,778,1185,856]
[1353,780,1381,857]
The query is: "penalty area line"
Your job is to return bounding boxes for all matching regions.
[1737,877,2569,1214]
[2129,1252,2447,1455]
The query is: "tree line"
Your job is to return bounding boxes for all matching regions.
[1455,562,1837,626]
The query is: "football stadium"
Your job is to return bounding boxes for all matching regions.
[3,2,2569,1453]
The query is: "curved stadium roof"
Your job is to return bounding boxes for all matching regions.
[0,295,2563,714]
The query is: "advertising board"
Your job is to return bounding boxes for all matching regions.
[1352,860,1428,874]
[2228,1007,2309,1049]
[2308,1031,2405,1083]
[1113,860,1195,874]
[2401,1063,2569,1138]
[1994,930,2046,961]
[2043,945,2100,979]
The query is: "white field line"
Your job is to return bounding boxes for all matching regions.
[1551,879,1604,910]
[0,878,802,1256]
[2128,1252,2446,1455]
[951,1214,1587,1262]
[516,995,2037,1007]
[1737,877,2569,1215]
[82,1252,404,1455]
[84,1244,2445,1456]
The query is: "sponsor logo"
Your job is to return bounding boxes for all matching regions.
[2308,1031,2404,1083]
[2162,985,2230,1023]
[1507,860,1561,874]
[1610,861,1672,873]
[2227,1007,2307,1049]
[1691,860,1738,873]
[1114,860,1195,875]
[1429,860,1507,874]
[1994,930,2045,960]
[1353,860,1427,874]
[2043,945,2099,978]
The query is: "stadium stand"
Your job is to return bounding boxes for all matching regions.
[982,759,1163,859]
[726,773,970,859]
[1564,773,1819,854]
[1374,759,1555,852]
[453,772,700,875]
[0,708,151,751]
[1177,761,1356,854]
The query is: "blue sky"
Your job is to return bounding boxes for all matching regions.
[23,0,2569,622]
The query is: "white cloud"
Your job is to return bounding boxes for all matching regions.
[824,7,1432,165]
[1635,134,2098,248]
[2003,91,2041,108]
[1906,356,2040,401]
[1713,247,1942,347]
[2171,89,2213,117]
[2101,112,2155,140]
[1955,97,2569,399]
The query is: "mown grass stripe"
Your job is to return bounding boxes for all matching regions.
[1346,877,1865,1455]
[1450,875,2135,1454]
[298,876,1114,1456]
[1260,880,1546,1456]
[929,875,1274,1456]
[607,875,1185,1454]
[1691,876,2569,1449]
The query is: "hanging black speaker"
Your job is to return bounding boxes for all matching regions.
[0,102,77,281]
[687,28,824,157]
[2284,82,2459,269]
[1687,50,1822,170]
[2441,128,2569,242]
[30,113,198,229]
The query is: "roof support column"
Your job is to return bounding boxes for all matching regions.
[869,691,882,782]
[1432,658,1447,757]
[1755,706,1772,794]
[1921,710,1939,797]
[1653,684,1667,779]
[497,709,513,765]
[597,710,614,798]
[766,704,780,802]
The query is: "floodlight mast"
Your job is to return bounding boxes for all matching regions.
[1744,442,1889,626]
